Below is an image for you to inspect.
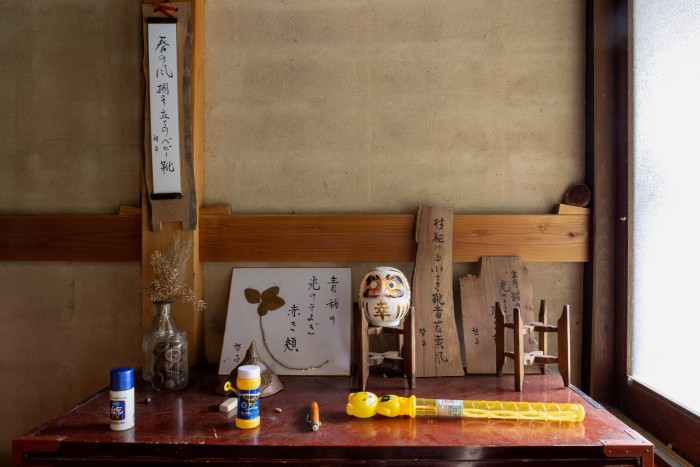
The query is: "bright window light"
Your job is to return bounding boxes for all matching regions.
[632,0,700,416]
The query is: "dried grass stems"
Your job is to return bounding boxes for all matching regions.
[144,236,206,311]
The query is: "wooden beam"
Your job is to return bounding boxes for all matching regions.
[190,0,205,367]
[454,213,590,263]
[0,213,141,261]
[140,0,205,365]
[0,211,590,263]
[585,0,627,404]
[199,212,590,263]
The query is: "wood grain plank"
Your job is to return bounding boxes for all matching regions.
[0,212,590,263]
[0,215,141,261]
[199,214,417,263]
[412,207,463,376]
[199,213,590,263]
[452,214,590,263]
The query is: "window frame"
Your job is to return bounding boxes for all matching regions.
[590,0,700,464]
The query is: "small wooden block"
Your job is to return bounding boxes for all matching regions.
[554,203,591,215]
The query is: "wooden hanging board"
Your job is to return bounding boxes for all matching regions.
[412,206,464,377]
[459,256,539,374]
[142,2,197,231]
[139,0,205,364]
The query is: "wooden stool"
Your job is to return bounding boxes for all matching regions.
[353,302,415,391]
[495,300,570,392]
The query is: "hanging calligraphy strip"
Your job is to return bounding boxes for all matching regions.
[459,256,538,374]
[142,3,197,231]
[147,19,182,195]
[412,206,464,377]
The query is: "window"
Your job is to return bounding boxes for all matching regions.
[631,0,700,417]
[621,0,700,464]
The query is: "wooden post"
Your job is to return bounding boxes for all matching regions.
[538,300,547,375]
[353,302,369,391]
[495,302,505,377]
[141,0,205,364]
[558,305,571,387]
[513,308,524,392]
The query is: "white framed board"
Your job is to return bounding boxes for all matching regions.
[218,268,352,376]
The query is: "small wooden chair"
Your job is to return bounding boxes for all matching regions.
[353,302,415,391]
[495,300,570,391]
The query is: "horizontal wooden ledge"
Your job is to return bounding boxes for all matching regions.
[0,211,590,263]
[0,214,142,262]
[201,212,590,262]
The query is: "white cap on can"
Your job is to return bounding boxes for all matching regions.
[237,365,260,379]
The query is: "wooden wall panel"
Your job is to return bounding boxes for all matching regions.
[1,212,589,263]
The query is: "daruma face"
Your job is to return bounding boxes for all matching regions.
[359,267,411,327]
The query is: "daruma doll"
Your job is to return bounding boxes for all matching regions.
[358,267,411,327]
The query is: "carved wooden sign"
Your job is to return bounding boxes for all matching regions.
[460,256,538,374]
[412,206,464,377]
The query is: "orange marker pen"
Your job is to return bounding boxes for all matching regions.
[307,401,321,431]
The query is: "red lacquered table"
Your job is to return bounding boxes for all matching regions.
[13,368,652,466]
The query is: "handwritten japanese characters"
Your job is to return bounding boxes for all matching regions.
[470,274,519,348]
[472,270,522,349]
[460,257,536,374]
[219,268,351,376]
[412,207,464,377]
[147,21,182,195]
[430,216,450,364]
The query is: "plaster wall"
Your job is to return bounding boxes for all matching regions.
[0,1,585,464]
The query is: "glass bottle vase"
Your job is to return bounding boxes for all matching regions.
[141,303,164,383]
[142,301,189,391]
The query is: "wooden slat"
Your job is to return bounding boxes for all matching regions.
[199,214,416,263]
[0,212,590,263]
[0,214,141,261]
[453,214,590,262]
[199,213,590,263]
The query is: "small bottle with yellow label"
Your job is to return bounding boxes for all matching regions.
[235,365,261,429]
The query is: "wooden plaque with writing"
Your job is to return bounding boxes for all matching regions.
[412,206,464,377]
[460,256,538,374]
[142,3,197,231]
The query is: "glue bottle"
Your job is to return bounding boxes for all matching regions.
[110,367,135,431]
[235,365,261,429]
